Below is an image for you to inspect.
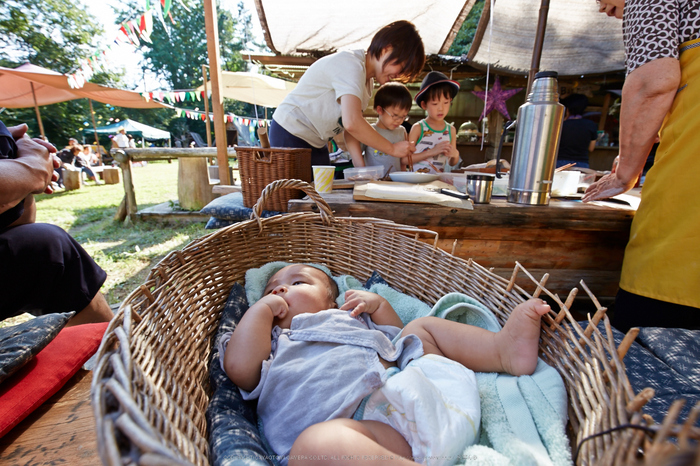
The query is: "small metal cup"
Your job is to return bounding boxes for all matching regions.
[466,173,495,204]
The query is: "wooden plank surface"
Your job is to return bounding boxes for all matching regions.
[0,370,100,466]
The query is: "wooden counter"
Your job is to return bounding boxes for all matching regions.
[289,191,637,306]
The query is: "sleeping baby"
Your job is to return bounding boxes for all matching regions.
[220,263,552,465]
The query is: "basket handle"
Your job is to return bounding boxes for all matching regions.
[252,178,335,228]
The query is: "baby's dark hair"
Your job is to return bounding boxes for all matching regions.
[324,273,339,304]
[419,82,456,106]
[368,20,425,83]
[374,82,412,112]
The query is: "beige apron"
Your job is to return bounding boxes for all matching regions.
[620,37,700,308]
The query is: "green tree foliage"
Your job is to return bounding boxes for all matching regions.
[0,0,121,144]
[122,0,265,144]
[447,0,485,56]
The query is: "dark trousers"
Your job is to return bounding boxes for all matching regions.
[0,223,107,320]
[613,288,700,333]
[269,119,331,166]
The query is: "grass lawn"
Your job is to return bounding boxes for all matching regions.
[35,160,212,306]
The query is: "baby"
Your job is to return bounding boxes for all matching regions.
[223,264,550,465]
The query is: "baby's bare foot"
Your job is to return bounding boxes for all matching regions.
[498,298,550,376]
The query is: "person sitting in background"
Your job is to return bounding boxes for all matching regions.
[71,145,101,184]
[126,134,137,148]
[556,93,598,169]
[82,145,100,166]
[0,122,113,326]
[113,127,129,148]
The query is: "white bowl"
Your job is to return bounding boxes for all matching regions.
[389,172,440,183]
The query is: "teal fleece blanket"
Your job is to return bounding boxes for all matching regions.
[246,263,572,465]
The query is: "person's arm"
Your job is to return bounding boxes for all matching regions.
[588,140,597,153]
[0,126,58,214]
[448,125,460,165]
[223,294,288,391]
[340,289,403,328]
[340,94,414,158]
[344,130,365,167]
[406,122,454,164]
[583,57,680,201]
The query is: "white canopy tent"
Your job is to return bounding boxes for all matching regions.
[253,0,476,56]
[467,0,625,77]
[195,71,296,108]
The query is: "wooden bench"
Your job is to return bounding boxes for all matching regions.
[0,370,99,465]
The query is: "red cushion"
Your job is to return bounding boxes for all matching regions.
[0,322,108,437]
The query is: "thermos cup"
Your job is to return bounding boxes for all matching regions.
[496,71,565,205]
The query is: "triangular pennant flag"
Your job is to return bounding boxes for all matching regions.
[178,91,186,101]
[188,91,195,101]
[162,0,171,16]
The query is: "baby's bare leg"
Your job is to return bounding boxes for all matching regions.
[403,298,550,376]
[289,419,415,465]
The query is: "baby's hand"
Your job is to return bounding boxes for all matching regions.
[257,294,289,320]
[340,290,387,317]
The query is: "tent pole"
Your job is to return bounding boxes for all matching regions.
[88,99,102,163]
[527,0,551,94]
[203,0,230,184]
[30,83,46,140]
[202,65,212,147]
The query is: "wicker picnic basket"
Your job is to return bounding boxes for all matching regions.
[92,179,699,466]
[236,146,312,211]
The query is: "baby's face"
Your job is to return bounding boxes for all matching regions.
[263,265,335,322]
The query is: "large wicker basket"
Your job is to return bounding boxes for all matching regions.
[236,146,312,211]
[92,179,699,466]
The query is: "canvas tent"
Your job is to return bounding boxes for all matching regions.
[467,0,625,77]
[196,71,296,108]
[83,119,171,146]
[253,0,475,56]
[0,63,170,139]
[0,63,170,110]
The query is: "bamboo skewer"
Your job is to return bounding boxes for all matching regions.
[556,162,577,172]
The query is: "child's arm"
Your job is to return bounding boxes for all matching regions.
[223,294,289,392]
[340,289,403,328]
[340,95,414,158]
[448,124,461,166]
[344,130,365,167]
[407,123,450,164]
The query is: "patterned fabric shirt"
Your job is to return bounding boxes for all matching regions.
[624,0,700,74]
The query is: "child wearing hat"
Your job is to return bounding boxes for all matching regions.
[348,82,413,173]
[408,71,461,173]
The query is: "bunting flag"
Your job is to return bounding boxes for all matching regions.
[171,105,271,128]
[67,0,177,88]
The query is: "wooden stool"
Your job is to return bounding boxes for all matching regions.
[102,167,120,185]
[63,167,81,191]
[178,158,216,210]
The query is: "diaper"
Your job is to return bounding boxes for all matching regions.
[361,354,480,465]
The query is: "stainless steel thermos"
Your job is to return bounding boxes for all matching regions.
[495,71,565,205]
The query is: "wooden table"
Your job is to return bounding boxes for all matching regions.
[289,190,638,307]
[0,370,100,465]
